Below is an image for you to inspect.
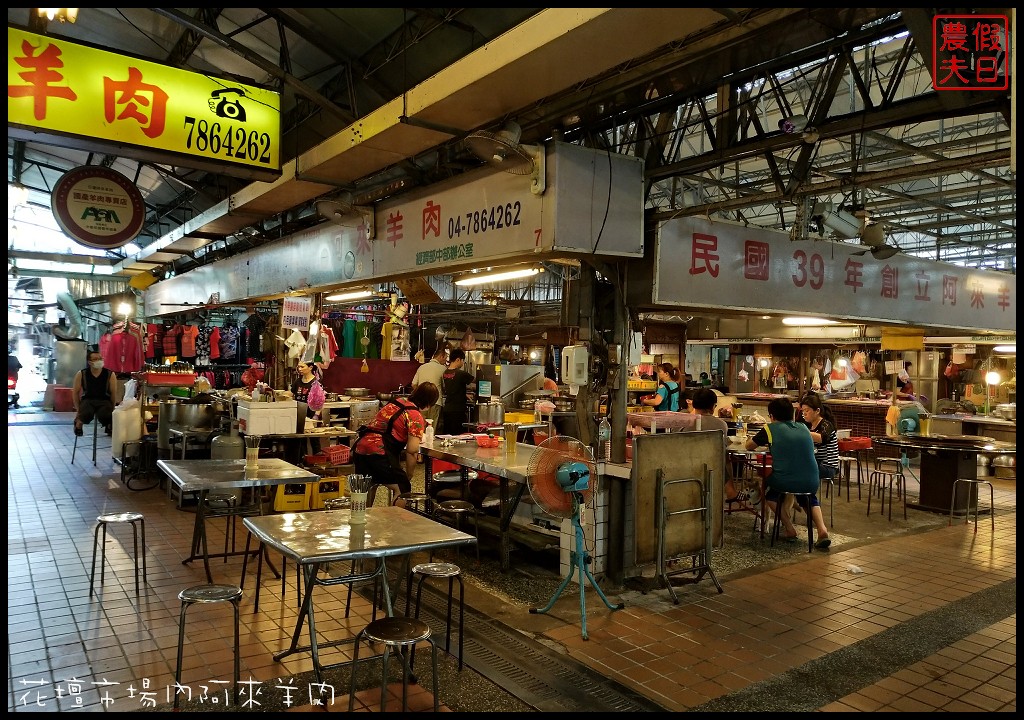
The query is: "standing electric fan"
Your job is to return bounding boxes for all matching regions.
[526,436,624,639]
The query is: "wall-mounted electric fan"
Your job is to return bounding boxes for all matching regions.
[465,121,546,195]
[315,199,375,238]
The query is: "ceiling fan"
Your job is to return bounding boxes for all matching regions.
[314,199,375,238]
[525,435,624,639]
[465,121,546,195]
[852,220,902,259]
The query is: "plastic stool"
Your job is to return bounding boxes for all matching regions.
[434,500,479,562]
[406,562,465,670]
[348,617,440,713]
[174,584,242,710]
[950,477,995,533]
[769,492,814,553]
[90,512,147,596]
[72,419,100,466]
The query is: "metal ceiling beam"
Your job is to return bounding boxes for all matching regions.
[151,7,355,124]
[652,148,1011,221]
[113,8,747,279]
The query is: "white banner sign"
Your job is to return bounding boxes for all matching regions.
[281,296,312,332]
[655,217,1016,332]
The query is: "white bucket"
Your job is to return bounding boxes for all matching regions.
[111,404,142,459]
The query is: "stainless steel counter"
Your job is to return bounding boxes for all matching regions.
[421,440,537,571]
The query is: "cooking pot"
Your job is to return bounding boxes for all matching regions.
[551,397,575,412]
[994,403,1016,421]
[344,388,372,398]
[474,400,505,426]
[517,399,537,411]
[162,401,215,429]
[990,454,1015,468]
[376,392,394,403]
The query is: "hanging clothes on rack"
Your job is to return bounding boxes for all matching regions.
[195,324,221,367]
[100,321,145,373]
[218,323,241,363]
[162,322,181,362]
[145,322,162,362]
[179,323,199,363]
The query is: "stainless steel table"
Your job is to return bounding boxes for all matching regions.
[243,506,476,683]
[871,434,1015,514]
[421,440,536,572]
[157,458,318,582]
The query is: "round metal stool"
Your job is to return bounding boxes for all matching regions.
[950,476,995,533]
[867,465,906,521]
[72,418,100,466]
[434,500,480,562]
[406,562,465,670]
[769,492,815,553]
[204,492,239,562]
[174,584,243,710]
[90,512,147,596]
[348,616,440,713]
[323,496,352,511]
[399,491,431,515]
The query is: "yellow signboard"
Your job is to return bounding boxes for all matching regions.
[880,329,925,351]
[8,27,281,178]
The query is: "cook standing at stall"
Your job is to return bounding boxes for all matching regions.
[440,348,476,435]
[411,345,448,429]
[641,362,682,411]
[291,360,322,456]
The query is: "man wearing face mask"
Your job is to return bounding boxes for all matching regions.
[72,349,118,437]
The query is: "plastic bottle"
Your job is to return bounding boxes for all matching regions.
[534,403,542,424]
[423,419,435,446]
[598,416,611,461]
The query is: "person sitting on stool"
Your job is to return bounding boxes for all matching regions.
[73,349,117,437]
[354,382,439,507]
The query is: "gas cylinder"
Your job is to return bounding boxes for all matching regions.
[211,420,245,460]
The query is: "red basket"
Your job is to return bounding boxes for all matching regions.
[324,444,350,464]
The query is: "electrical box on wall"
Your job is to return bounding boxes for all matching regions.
[562,345,589,386]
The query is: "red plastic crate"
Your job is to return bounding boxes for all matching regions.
[324,444,350,464]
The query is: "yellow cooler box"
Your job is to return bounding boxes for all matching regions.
[273,482,312,512]
[311,477,346,510]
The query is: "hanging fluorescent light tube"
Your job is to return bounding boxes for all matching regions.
[325,289,373,302]
[781,316,840,326]
[454,266,541,286]
[992,345,1015,353]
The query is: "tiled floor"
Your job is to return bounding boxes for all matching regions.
[7,414,1016,712]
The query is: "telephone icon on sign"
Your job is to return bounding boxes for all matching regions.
[208,88,247,121]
